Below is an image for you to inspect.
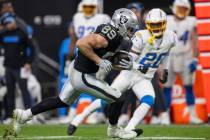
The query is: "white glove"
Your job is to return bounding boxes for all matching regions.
[96,68,108,80]
[97,59,112,73]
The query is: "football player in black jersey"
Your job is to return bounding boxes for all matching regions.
[7,8,138,138]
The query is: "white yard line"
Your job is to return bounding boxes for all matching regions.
[15,135,206,140]
[137,137,206,140]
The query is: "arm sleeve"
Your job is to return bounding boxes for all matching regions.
[131,31,143,53]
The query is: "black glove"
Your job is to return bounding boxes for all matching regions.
[159,69,168,84]
[138,65,148,74]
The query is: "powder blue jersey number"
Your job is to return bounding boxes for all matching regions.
[77,26,95,38]
[140,52,168,68]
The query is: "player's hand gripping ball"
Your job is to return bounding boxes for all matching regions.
[109,51,133,70]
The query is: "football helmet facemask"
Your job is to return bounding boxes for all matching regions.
[110,8,139,38]
[145,8,167,38]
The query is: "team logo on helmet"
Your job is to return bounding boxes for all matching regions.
[120,15,128,24]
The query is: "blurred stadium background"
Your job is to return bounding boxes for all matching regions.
[1,0,210,139]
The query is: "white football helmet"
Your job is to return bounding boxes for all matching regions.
[82,0,98,17]
[77,2,83,13]
[145,8,167,38]
[111,8,139,38]
[172,0,191,19]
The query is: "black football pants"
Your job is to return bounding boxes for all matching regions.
[4,67,31,118]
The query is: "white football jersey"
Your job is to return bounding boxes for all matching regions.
[73,13,110,39]
[167,15,196,54]
[131,29,178,78]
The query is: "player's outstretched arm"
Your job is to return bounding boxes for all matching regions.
[76,33,108,64]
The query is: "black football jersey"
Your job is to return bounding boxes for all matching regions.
[74,24,123,73]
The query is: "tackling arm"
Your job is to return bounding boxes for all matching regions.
[76,33,108,64]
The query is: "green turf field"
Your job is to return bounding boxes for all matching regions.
[1,124,210,140]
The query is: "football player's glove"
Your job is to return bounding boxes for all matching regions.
[159,69,168,84]
[189,58,198,73]
[97,59,112,73]
[109,51,133,70]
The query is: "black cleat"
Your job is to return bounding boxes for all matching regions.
[67,124,77,135]
[132,128,143,137]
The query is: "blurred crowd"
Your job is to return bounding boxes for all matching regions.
[0,0,208,125]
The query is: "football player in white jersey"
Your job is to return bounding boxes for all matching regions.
[163,0,202,124]
[68,0,110,58]
[108,8,178,139]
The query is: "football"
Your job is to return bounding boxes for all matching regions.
[109,50,132,70]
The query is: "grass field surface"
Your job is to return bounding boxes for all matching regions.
[1,124,210,140]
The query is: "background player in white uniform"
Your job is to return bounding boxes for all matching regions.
[68,0,110,58]
[108,8,178,139]
[163,0,202,124]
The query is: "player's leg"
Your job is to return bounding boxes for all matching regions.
[68,99,107,135]
[124,78,155,131]
[69,69,137,138]
[80,73,128,137]
[68,69,121,135]
[11,62,79,135]
[12,76,78,134]
[106,70,133,138]
[118,90,136,127]
[181,66,202,124]
[16,71,32,109]
[27,74,42,103]
[162,55,176,124]
[151,72,164,124]
[72,99,106,126]
[4,68,16,121]
[163,71,176,110]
